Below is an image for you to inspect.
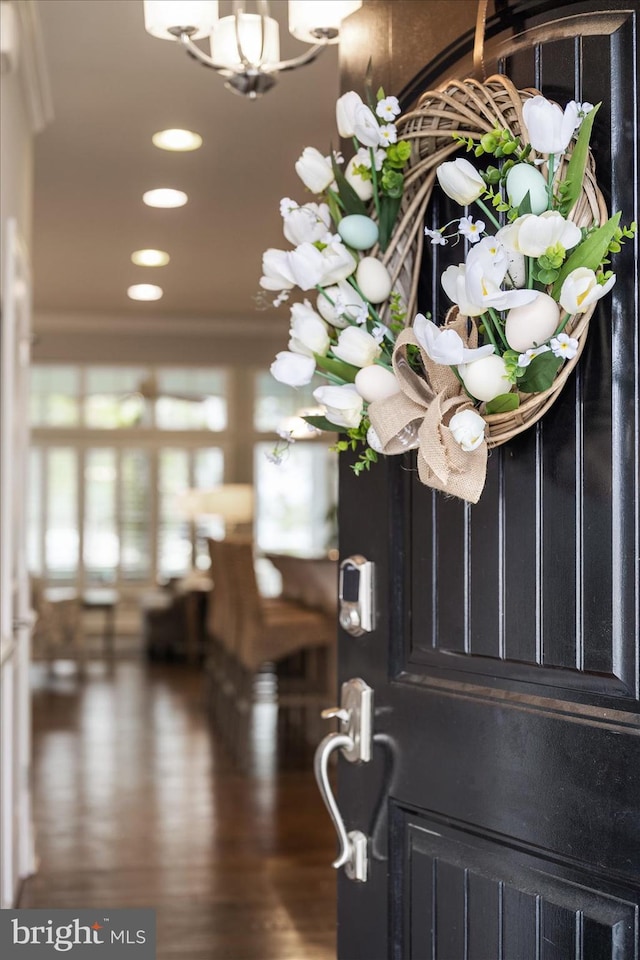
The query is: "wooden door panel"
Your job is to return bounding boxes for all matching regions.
[394,810,638,960]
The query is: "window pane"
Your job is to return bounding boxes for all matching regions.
[30,365,80,426]
[84,449,117,584]
[85,367,150,428]
[27,448,43,574]
[158,449,192,578]
[254,443,338,555]
[46,448,78,579]
[194,448,225,568]
[155,368,227,430]
[253,371,323,433]
[121,450,151,581]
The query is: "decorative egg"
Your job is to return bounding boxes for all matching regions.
[366,425,385,453]
[461,355,511,403]
[355,365,401,403]
[506,163,549,215]
[505,292,560,352]
[356,257,392,304]
[338,214,379,250]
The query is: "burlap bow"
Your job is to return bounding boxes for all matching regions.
[368,311,488,504]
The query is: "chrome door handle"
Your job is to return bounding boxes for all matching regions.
[313,677,373,883]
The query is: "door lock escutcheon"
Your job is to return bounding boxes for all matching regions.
[314,677,374,882]
[339,555,375,636]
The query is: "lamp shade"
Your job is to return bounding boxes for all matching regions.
[143,0,219,41]
[288,0,362,44]
[178,485,254,525]
[210,13,280,69]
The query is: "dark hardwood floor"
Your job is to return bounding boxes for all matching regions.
[20,658,337,960]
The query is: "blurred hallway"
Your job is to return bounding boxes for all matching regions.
[19,660,336,960]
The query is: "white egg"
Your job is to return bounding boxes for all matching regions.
[366,425,385,453]
[356,257,392,304]
[461,355,511,403]
[355,365,401,403]
[338,215,379,251]
[505,292,560,352]
[506,163,549,215]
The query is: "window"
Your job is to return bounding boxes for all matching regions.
[85,367,150,428]
[253,372,321,433]
[155,369,227,431]
[30,366,80,426]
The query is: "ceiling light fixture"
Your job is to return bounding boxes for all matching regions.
[127,284,164,301]
[142,188,188,208]
[152,128,203,151]
[143,0,362,100]
[131,249,171,266]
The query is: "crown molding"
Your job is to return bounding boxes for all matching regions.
[34,310,287,339]
[15,0,54,133]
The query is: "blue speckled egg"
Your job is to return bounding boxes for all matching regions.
[337,214,379,250]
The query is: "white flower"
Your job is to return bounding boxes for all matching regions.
[464,237,537,311]
[288,242,326,289]
[449,409,486,452]
[458,216,485,243]
[436,157,485,205]
[354,146,385,171]
[336,91,364,138]
[270,351,315,387]
[378,123,397,145]
[345,155,373,201]
[313,384,364,429]
[319,239,357,285]
[295,147,334,193]
[497,211,582,258]
[273,291,289,307]
[353,103,383,148]
[522,95,579,154]
[441,264,485,317]
[550,334,579,359]
[413,314,495,365]
[282,201,332,246]
[280,197,297,217]
[376,96,401,121]
[568,100,595,130]
[425,227,446,246]
[332,326,382,368]
[559,268,616,314]
[517,344,551,368]
[333,150,344,165]
[317,280,367,328]
[371,324,388,343]
[260,248,295,291]
[288,302,330,358]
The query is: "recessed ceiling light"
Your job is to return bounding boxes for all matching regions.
[152,129,203,152]
[143,188,188,208]
[131,249,170,267]
[127,284,163,301]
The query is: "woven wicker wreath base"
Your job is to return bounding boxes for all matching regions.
[375,74,608,448]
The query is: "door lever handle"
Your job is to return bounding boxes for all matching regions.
[313,677,373,883]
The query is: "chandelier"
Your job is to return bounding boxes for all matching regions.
[143,0,362,99]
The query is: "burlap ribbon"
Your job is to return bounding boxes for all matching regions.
[368,312,488,504]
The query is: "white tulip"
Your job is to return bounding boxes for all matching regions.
[319,240,358,285]
[413,314,494,365]
[353,103,383,148]
[522,95,579,155]
[295,146,334,193]
[345,155,373,201]
[441,264,485,317]
[354,364,401,402]
[270,351,316,387]
[282,201,332,246]
[449,409,486,452]
[260,248,295,291]
[332,326,381,368]
[559,268,616,314]
[313,384,364,429]
[317,280,367,328]
[288,302,330,358]
[436,157,485,205]
[464,237,537,311]
[498,212,582,259]
[336,91,364,137]
[460,355,511,403]
[288,242,326,290]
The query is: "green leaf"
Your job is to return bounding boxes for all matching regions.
[376,86,385,101]
[551,211,621,297]
[326,190,342,228]
[378,194,402,252]
[303,415,339,433]
[518,352,563,393]
[536,267,560,284]
[517,190,533,216]
[558,103,601,216]
[485,393,520,414]
[314,352,359,383]
[330,150,369,217]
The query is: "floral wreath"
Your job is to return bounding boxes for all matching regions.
[259,74,635,503]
